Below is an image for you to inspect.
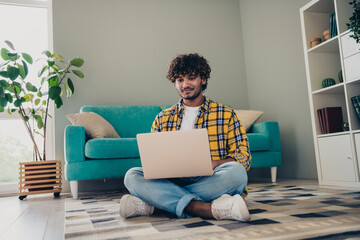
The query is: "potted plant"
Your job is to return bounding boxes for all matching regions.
[347,0,360,49]
[0,40,84,199]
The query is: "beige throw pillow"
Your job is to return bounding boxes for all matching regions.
[66,112,120,138]
[234,110,264,132]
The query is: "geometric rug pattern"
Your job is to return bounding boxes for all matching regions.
[65,183,360,240]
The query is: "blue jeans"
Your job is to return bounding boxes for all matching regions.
[124,161,248,218]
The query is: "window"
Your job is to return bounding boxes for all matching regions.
[0,0,53,194]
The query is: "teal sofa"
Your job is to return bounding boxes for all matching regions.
[65,105,281,199]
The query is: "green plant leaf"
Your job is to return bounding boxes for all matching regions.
[21,53,33,64]
[49,76,59,86]
[47,59,55,66]
[52,53,63,60]
[72,70,84,78]
[69,57,84,67]
[46,73,58,82]
[7,65,19,80]
[5,93,13,103]
[0,60,10,69]
[14,85,20,94]
[26,82,33,91]
[11,108,16,112]
[0,71,8,78]
[64,83,72,97]
[42,100,47,105]
[0,96,7,107]
[14,98,21,107]
[1,48,9,61]
[5,40,15,50]
[7,52,18,61]
[35,98,40,106]
[17,63,25,79]
[38,65,48,77]
[37,91,42,97]
[48,86,61,100]
[25,82,37,92]
[24,116,29,122]
[0,87,4,97]
[54,96,63,108]
[21,60,28,78]
[0,80,8,88]
[67,78,74,94]
[40,77,46,86]
[24,94,34,102]
[34,115,43,129]
[51,64,60,72]
[42,50,51,57]
[0,106,4,112]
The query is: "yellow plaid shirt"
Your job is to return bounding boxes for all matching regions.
[151,97,251,171]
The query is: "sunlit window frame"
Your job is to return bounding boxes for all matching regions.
[0,0,53,195]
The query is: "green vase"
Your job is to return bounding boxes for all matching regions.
[322,78,336,88]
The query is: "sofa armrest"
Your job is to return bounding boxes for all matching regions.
[249,121,281,152]
[64,125,86,163]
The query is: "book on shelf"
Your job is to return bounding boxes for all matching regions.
[329,12,337,38]
[351,96,360,121]
[317,107,343,134]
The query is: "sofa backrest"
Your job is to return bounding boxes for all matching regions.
[80,105,162,138]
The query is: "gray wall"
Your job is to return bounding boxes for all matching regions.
[53,0,249,192]
[239,0,317,179]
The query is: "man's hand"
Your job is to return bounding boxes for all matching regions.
[212,158,236,170]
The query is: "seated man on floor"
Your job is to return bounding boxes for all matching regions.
[119,53,251,221]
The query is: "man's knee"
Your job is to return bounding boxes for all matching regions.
[218,162,248,190]
[124,167,143,190]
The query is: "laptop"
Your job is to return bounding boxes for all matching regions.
[136,128,214,179]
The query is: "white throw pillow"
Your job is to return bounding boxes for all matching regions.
[66,112,120,139]
[233,110,264,132]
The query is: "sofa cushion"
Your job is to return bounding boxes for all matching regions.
[247,133,269,151]
[85,138,139,159]
[81,106,162,138]
[234,110,264,132]
[66,112,120,139]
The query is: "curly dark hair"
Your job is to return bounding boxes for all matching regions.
[166,53,211,91]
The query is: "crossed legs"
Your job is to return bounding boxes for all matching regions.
[123,161,248,219]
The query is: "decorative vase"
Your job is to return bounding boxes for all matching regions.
[322,78,336,88]
[19,160,62,200]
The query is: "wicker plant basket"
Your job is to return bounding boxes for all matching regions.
[19,160,62,200]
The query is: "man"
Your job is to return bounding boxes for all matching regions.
[119,53,251,221]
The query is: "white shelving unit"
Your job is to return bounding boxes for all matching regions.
[300,0,360,188]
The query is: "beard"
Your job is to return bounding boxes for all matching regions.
[178,86,203,100]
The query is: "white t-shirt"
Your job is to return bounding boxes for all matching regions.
[180,105,201,130]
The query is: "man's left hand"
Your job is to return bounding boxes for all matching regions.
[212,158,236,170]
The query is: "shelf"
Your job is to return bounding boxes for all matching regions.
[346,78,360,84]
[308,36,339,53]
[340,29,351,37]
[301,0,360,186]
[312,83,344,94]
[353,129,360,134]
[317,131,349,138]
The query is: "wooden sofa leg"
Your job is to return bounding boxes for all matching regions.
[271,167,277,183]
[70,181,79,200]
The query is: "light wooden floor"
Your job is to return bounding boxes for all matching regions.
[0,193,66,240]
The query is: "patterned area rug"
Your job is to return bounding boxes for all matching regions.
[65,183,360,240]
